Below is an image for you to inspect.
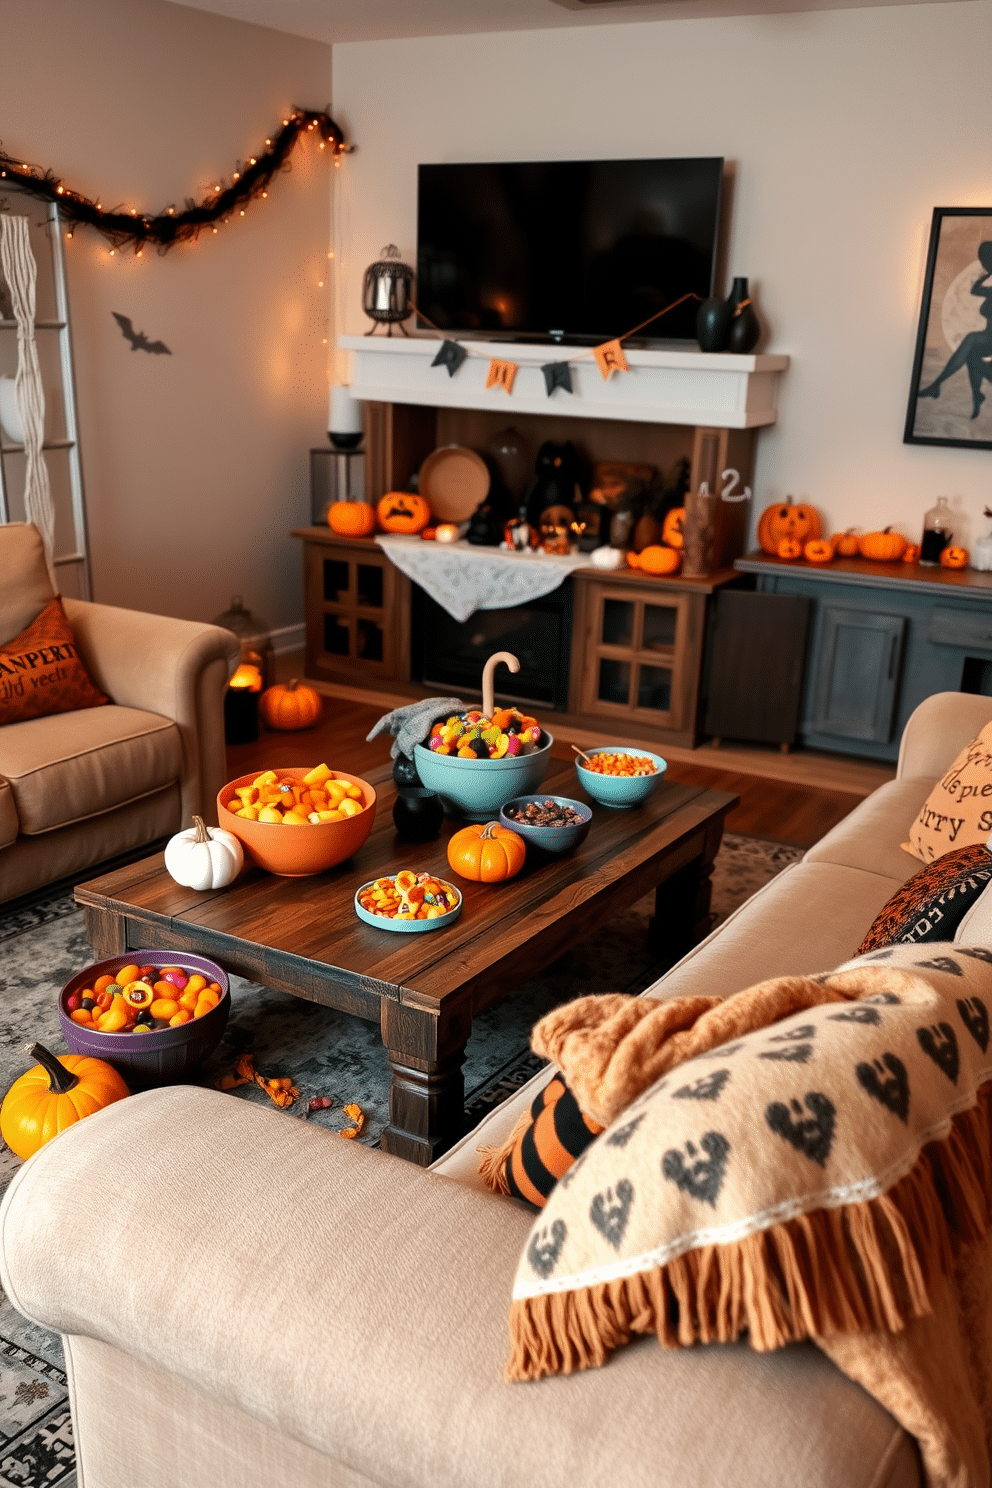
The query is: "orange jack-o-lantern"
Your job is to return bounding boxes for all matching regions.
[902,544,921,563]
[376,492,431,534]
[804,538,835,564]
[831,528,861,558]
[777,537,803,561]
[940,545,969,569]
[661,507,685,550]
[758,497,821,555]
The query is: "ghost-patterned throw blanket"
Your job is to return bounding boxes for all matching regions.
[508,947,992,1462]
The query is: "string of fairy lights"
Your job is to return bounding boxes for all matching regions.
[0,108,351,256]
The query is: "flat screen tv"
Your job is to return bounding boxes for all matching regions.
[416,157,724,345]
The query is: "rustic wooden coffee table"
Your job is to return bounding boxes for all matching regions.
[75,758,735,1165]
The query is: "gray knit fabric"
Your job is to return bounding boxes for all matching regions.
[366,697,466,760]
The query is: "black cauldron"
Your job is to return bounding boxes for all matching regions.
[392,788,445,843]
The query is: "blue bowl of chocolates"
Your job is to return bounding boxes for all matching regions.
[414,706,553,822]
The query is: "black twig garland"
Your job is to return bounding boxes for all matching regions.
[0,108,350,255]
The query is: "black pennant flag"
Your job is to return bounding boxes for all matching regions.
[432,339,467,377]
[542,360,573,397]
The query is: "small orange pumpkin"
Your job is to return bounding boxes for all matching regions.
[661,507,685,549]
[758,497,821,554]
[940,545,969,569]
[777,537,803,561]
[377,492,431,535]
[259,679,323,731]
[804,538,835,564]
[858,527,907,562]
[447,821,526,883]
[328,500,377,538]
[831,528,861,558]
[637,544,682,575]
[902,544,921,563]
[625,550,642,569]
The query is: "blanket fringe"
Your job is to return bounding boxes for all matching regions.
[477,1107,532,1197]
[506,1084,992,1380]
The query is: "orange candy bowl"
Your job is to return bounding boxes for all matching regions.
[217,768,377,877]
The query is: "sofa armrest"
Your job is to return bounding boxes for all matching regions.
[63,599,239,824]
[897,691,992,780]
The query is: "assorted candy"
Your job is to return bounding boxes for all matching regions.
[427,708,542,760]
[504,799,586,828]
[66,963,223,1033]
[358,870,460,922]
[226,763,365,824]
[579,752,658,777]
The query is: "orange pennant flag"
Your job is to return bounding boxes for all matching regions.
[486,358,518,394]
[594,339,629,380]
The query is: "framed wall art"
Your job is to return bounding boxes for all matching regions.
[904,207,992,450]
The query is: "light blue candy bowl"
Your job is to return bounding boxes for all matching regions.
[414,731,553,822]
[500,795,592,856]
[574,746,667,808]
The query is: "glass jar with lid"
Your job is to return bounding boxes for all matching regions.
[920,496,954,565]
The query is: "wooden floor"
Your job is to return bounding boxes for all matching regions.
[231,678,874,850]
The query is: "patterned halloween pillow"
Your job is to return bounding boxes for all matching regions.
[904,720,992,862]
[857,843,992,953]
[0,596,108,725]
[506,942,992,1382]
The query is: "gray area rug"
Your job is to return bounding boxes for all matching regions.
[0,831,800,1487]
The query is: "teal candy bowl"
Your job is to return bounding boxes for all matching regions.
[499,795,592,856]
[414,731,553,822]
[354,880,462,933]
[574,747,667,808]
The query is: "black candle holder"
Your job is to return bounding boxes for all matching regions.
[224,686,260,745]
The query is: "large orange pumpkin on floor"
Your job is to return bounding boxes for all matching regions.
[447,821,526,883]
[0,1043,129,1160]
[377,492,431,535]
[328,500,377,538]
[259,679,323,731]
[858,527,907,562]
[757,498,821,554]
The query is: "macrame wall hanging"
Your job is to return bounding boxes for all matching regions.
[0,215,55,584]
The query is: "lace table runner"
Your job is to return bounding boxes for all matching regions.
[376,535,592,622]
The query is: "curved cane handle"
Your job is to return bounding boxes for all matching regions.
[481,651,520,718]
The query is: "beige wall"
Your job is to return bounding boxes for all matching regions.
[331,2,991,549]
[1,0,333,632]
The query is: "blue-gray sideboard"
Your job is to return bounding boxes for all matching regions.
[735,552,992,763]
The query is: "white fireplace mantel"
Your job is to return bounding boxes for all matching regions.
[341,334,789,430]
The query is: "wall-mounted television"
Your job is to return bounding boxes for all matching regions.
[416,157,724,346]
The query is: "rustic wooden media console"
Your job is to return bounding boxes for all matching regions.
[297,338,789,747]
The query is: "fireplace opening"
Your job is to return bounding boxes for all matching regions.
[411,581,573,711]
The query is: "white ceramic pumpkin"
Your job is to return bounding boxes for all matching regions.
[164,816,243,891]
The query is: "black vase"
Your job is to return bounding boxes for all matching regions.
[392,788,445,843]
[696,295,733,352]
[724,277,761,354]
[392,753,422,788]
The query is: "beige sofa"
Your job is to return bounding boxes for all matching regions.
[1,689,990,1488]
[0,523,239,903]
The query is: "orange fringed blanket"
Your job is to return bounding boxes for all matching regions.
[500,943,992,1488]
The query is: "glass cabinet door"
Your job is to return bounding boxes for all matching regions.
[581,583,690,730]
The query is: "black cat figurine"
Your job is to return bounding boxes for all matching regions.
[524,441,589,529]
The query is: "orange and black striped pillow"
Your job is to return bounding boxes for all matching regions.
[503,1075,604,1208]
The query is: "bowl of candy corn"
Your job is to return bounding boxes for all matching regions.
[354,870,462,934]
[217,764,376,875]
[574,746,667,808]
[414,706,552,822]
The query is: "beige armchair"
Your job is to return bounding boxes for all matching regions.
[0,523,239,903]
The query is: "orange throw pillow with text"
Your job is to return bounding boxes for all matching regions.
[903,719,992,862]
[0,596,108,725]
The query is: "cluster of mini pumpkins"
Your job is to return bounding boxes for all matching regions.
[329,492,432,539]
[757,498,970,569]
[625,506,686,576]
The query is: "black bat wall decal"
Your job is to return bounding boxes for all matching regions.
[111,312,171,355]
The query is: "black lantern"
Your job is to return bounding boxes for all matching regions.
[213,596,273,745]
[362,245,413,336]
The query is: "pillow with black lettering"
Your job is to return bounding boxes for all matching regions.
[0,596,108,724]
[857,843,992,954]
[903,721,992,861]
